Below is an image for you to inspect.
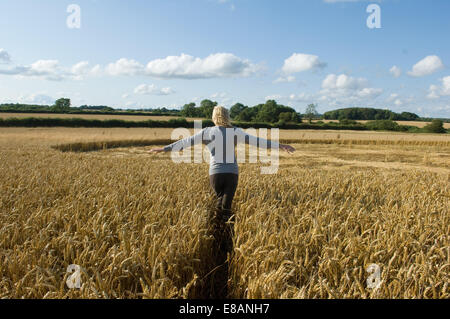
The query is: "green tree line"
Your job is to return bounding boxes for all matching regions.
[323,107,420,121]
[181,99,301,124]
[0,98,180,116]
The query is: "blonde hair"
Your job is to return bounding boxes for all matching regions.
[212,106,232,127]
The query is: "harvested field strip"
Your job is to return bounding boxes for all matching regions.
[52,138,450,153]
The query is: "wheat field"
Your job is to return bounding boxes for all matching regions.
[0,127,449,299]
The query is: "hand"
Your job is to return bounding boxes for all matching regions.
[280,144,295,154]
[149,148,165,154]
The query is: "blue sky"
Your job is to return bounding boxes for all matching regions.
[0,0,449,117]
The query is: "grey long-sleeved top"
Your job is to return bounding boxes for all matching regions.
[163,126,280,175]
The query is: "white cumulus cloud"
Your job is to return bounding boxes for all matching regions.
[322,74,368,90]
[389,65,401,78]
[25,60,65,81]
[134,84,175,95]
[0,51,260,81]
[408,55,444,77]
[0,58,65,81]
[145,53,260,79]
[71,61,102,80]
[71,61,90,75]
[282,53,326,74]
[106,58,144,76]
[356,87,383,98]
[440,76,450,95]
[320,73,383,105]
[427,76,450,99]
[29,60,59,74]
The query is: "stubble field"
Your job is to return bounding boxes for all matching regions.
[0,127,448,298]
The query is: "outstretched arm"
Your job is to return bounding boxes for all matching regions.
[149,129,205,154]
[149,147,165,153]
[279,144,295,154]
[235,128,296,154]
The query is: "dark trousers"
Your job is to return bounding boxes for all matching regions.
[209,173,239,214]
[207,173,238,298]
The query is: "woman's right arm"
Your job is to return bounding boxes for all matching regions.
[149,128,206,154]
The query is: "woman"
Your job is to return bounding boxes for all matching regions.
[150,106,295,297]
[150,106,295,218]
